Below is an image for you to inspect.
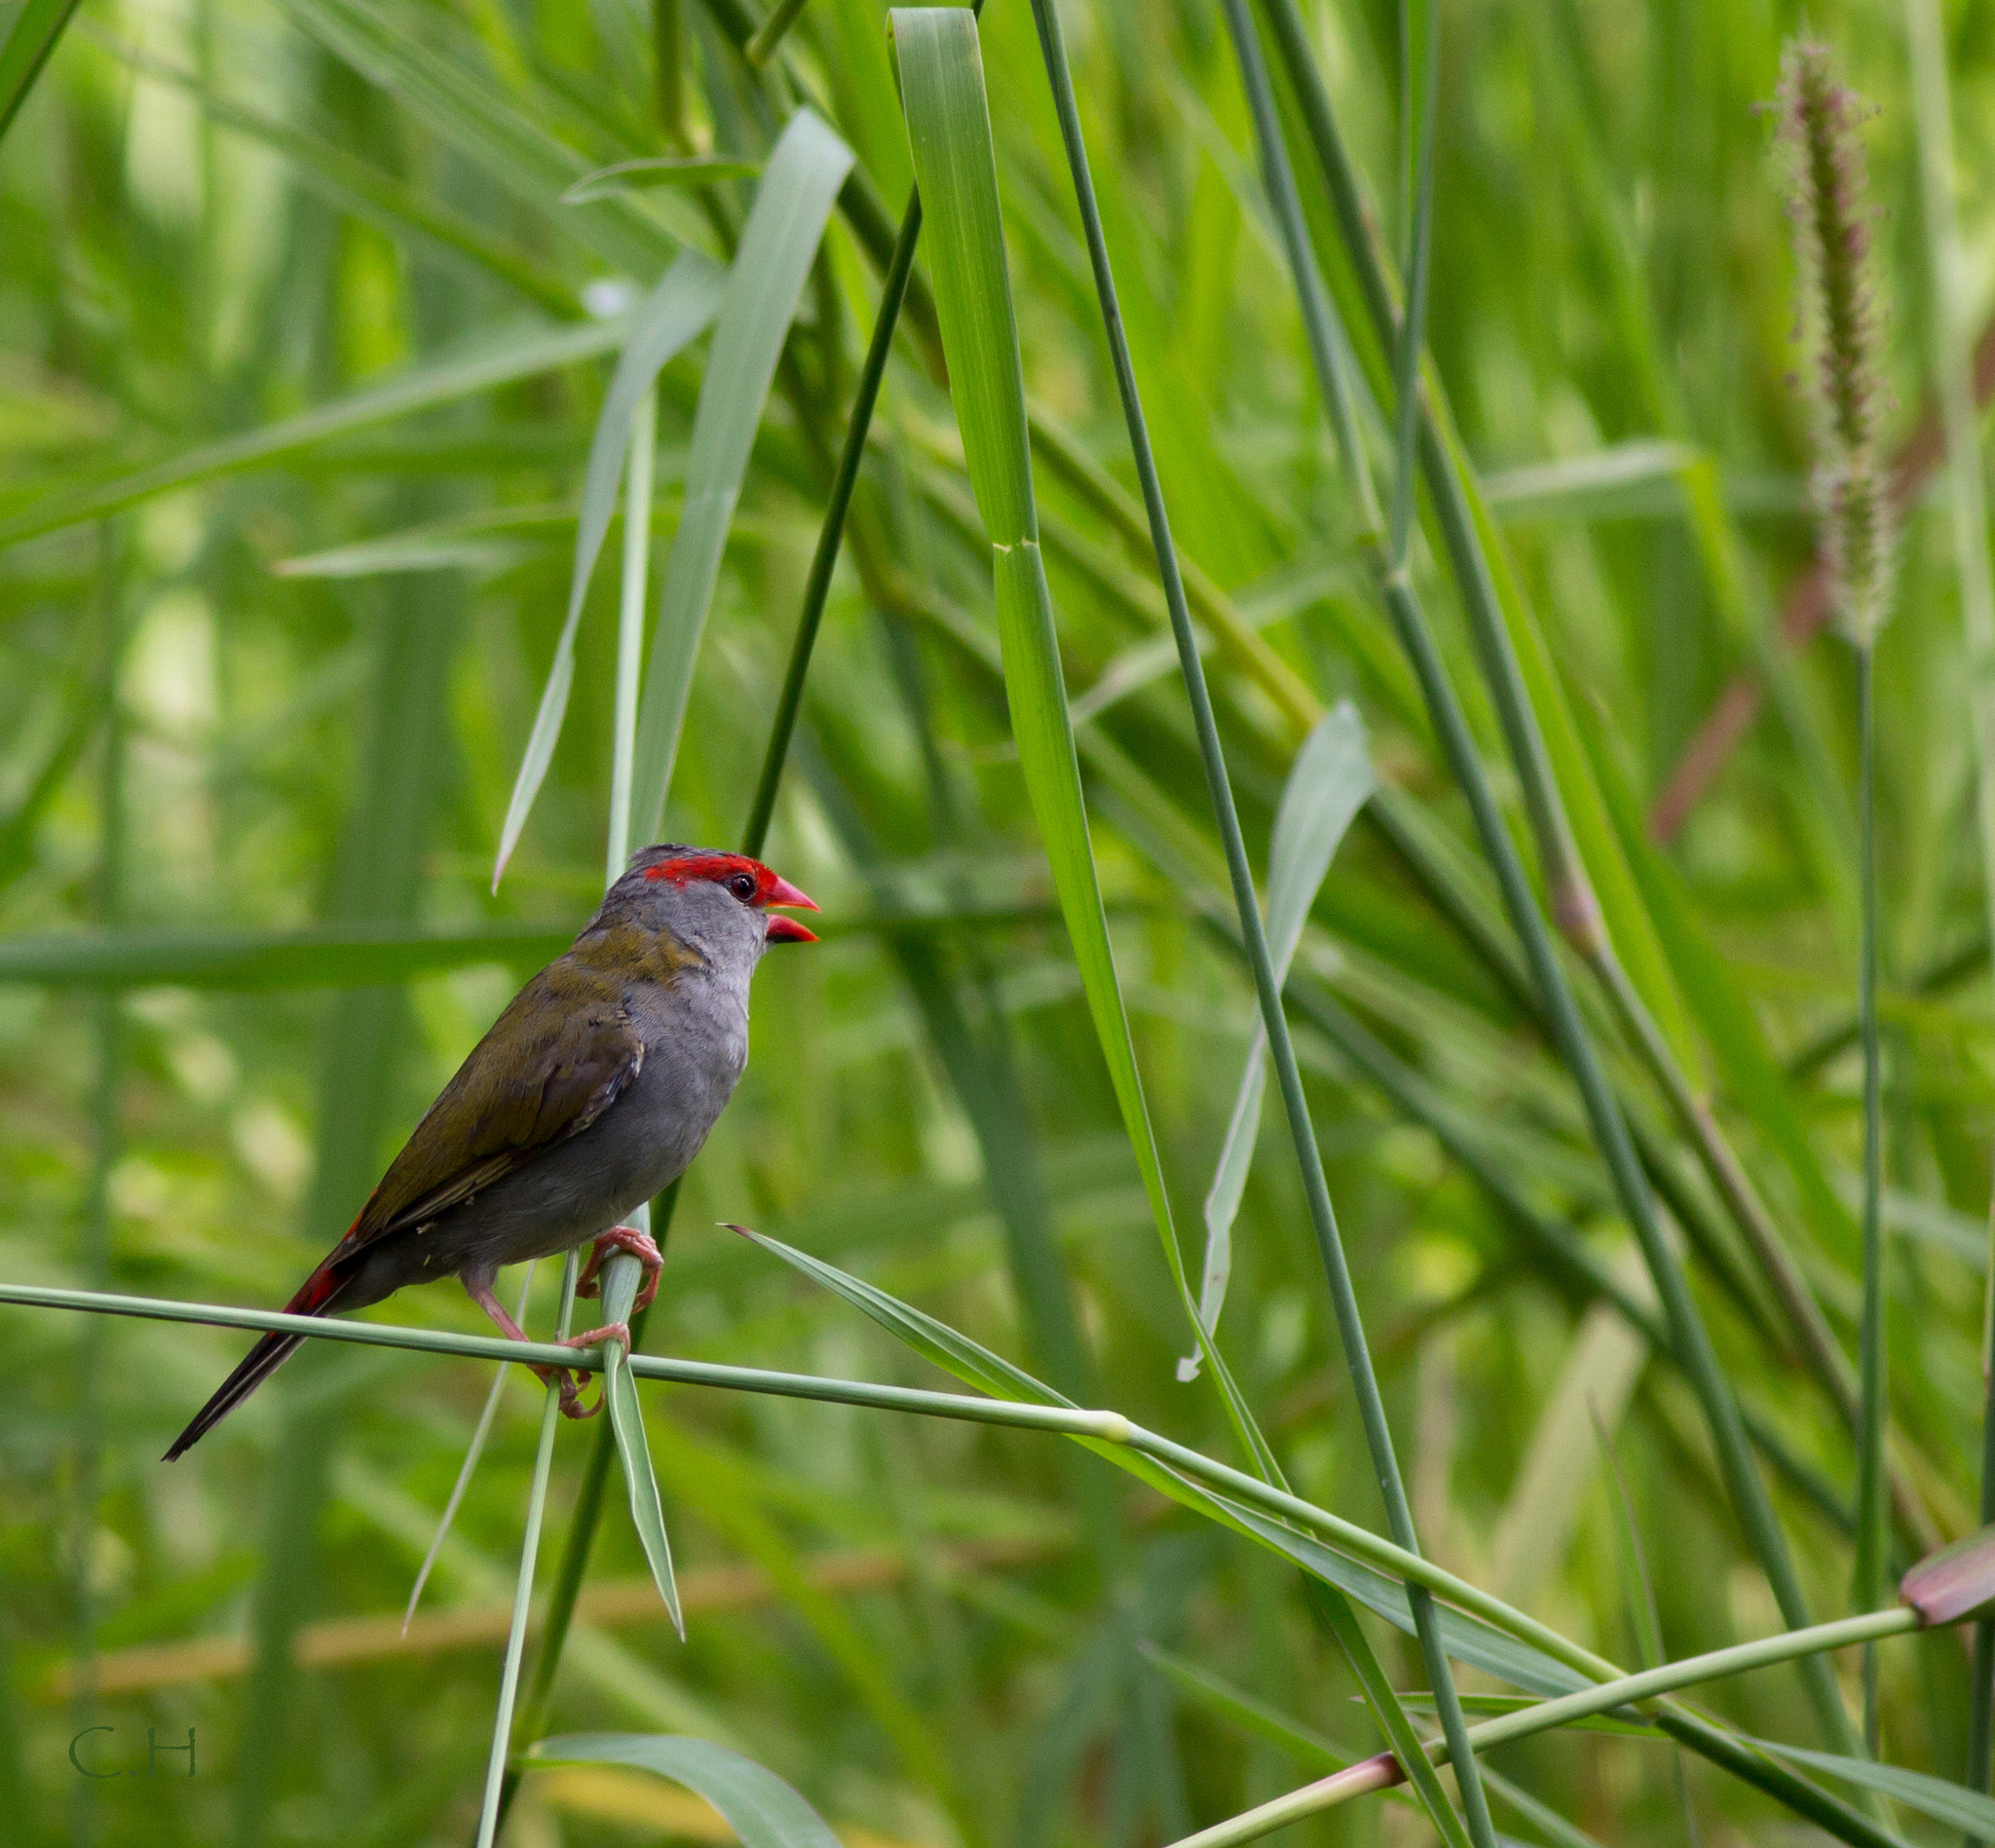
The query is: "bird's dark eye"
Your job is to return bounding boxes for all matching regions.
[728,873,758,902]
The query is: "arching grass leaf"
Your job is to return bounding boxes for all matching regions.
[529,1736,843,1848]
[628,109,854,840]
[1183,701,1374,1378]
[493,252,725,886]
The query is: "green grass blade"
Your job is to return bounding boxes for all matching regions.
[1186,702,1374,1377]
[1021,1,1490,1834]
[562,156,761,203]
[0,0,81,140]
[493,252,725,886]
[1241,0,1857,1759]
[629,109,855,841]
[0,317,629,547]
[528,1735,842,1848]
[272,0,699,267]
[745,0,813,67]
[85,26,579,316]
[1308,1585,1472,1848]
[729,1226,1581,1706]
[474,1252,581,1848]
[740,174,927,857]
[889,5,1269,1471]
[401,1266,535,1636]
[1147,1644,1614,1848]
[0,924,573,989]
[1747,1741,1995,1838]
[596,1247,685,1638]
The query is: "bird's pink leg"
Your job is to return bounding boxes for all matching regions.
[463,1277,601,1420]
[575,1224,664,1314]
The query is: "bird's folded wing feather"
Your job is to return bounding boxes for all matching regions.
[331,960,645,1256]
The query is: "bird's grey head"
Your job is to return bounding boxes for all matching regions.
[592,846,819,968]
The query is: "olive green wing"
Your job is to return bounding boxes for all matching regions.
[330,959,644,1257]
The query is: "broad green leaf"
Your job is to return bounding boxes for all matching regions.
[1183,701,1374,1378]
[529,1736,843,1848]
[0,318,629,547]
[1748,1740,1995,1836]
[629,109,855,840]
[890,5,1269,1468]
[494,252,726,886]
[0,0,80,141]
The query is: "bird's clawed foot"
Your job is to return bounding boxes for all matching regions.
[576,1225,663,1314]
[539,1362,603,1419]
[561,1320,632,1355]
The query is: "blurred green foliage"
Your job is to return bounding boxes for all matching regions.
[6,0,1995,1843]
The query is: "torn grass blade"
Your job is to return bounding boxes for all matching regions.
[1184,701,1374,1378]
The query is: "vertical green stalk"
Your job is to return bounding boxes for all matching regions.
[1032,3,1492,1842]
[1387,0,1438,568]
[69,528,123,1848]
[742,180,926,855]
[474,1250,581,1848]
[1230,0,1861,1760]
[492,392,666,1836]
[505,152,932,1831]
[1901,0,1995,1806]
[1855,643,1886,1748]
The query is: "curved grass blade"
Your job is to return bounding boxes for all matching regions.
[889,5,1269,1471]
[492,252,725,886]
[1746,1741,1995,1839]
[729,1226,1579,1700]
[0,317,629,547]
[272,0,699,267]
[562,156,760,204]
[403,1264,537,1637]
[0,0,81,141]
[1146,1646,1611,1848]
[1183,702,1374,1378]
[528,1735,843,1848]
[597,1248,684,1639]
[629,109,855,840]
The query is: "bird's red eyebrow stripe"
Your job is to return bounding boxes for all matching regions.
[642,852,762,886]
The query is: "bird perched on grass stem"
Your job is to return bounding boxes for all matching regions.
[165,846,818,1458]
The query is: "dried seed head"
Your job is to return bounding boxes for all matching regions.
[1775,36,1896,647]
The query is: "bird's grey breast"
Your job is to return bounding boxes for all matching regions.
[622,961,751,1187]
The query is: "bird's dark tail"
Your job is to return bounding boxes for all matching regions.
[163,1259,354,1460]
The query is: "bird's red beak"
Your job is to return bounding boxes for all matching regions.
[763,874,818,944]
[765,875,818,913]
